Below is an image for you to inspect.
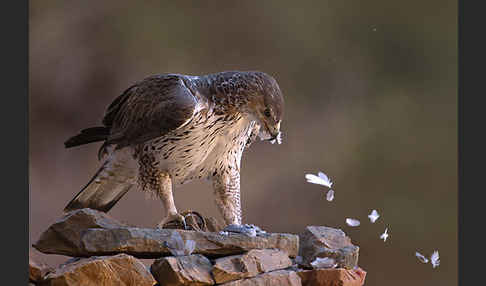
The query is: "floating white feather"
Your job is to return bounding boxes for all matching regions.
[326,189,334,201]
[305,171,333,188]
[345,218,360,227]
[415,252,429,263]
[368,209,380,223]
[430,250,440,268]
[380,227,389,242]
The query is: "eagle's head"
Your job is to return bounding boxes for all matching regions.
[247,72,284,142]
[202,70,284,142]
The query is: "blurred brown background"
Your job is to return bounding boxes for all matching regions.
[29,1,457,285]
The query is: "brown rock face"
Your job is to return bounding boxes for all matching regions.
[299,226,359,269]
[32,209,366,286]
[297,267,367,286]
[29,253,53,283]
[212,249,293,284]
[150,254,214,286]
[80,228,298,258]
[32,208,128,257]
[33,209,298,259]
[219,269,302,286]
[41,254,156,286]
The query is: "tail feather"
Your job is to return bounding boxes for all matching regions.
[64,126,109,148]
[64,160,134,213]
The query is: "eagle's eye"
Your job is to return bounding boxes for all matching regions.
[263,108,272,118]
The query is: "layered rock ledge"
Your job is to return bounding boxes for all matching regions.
[31,208,366,286]
[33,208,298,259]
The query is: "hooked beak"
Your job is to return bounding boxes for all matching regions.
[264,121,281,141]
[266,135,277,141]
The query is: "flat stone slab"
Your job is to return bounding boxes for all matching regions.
[220,269,302,286]
[297,267,367,286]
[212,249,293,284]
[150,254,214,286]
[33,208,298,259]
[32,208,128,257]
[42,253,156,286]
[79,227,298,258]
[299,226,359,269]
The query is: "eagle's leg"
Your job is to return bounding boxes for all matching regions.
[212,170,242,226]
[213,170,265,236]
[156,172,186,229]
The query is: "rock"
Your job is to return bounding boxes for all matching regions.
[34,209,298,258]
[32,208,128,256]
[299,226,359,269]
[79,227,297,258]
[150,254,214,286]
[297,267,367,286]
[42,253,156,286]
[212,249,293,284]
[29,252,53,283]
[219,270,302,286]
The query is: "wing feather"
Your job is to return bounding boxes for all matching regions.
[103,75,198,148]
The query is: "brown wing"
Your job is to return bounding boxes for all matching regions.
[102,74,197,149]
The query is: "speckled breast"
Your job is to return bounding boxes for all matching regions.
[138,109,256,186]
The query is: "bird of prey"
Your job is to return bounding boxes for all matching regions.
[64,71,284,233]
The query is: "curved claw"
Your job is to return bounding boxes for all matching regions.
[157,213,187,230]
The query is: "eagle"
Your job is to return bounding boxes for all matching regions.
[63,71,284,233]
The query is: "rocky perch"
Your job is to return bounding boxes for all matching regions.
[31,208,366,286]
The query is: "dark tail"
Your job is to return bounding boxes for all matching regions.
[64,127,109,148]
[64,160,134,213]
